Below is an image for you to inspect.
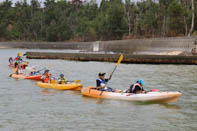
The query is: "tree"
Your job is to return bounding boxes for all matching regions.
[167,0,184,36]
[188,0,195,36]
[125,0,137,36]
[105,0,127,39]
[0,0,13,40]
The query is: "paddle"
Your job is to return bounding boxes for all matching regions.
[99,54,124,96]
[110,54,124,80]
[19,52,23,56]
[68,80,81,83]
[51,79,81,84]
[149,88,159,92]
[126,88,159,96]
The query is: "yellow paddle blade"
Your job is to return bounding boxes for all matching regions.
[19,52,23,56]
[13,68,17,72]
[51,80,58,84]
[117,54,124,65]
[74,80,81,83]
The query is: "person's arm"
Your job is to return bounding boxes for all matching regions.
[135,86,145,94]
[96,79,101,87]
[108,73,112,80]
[105,79,109,82]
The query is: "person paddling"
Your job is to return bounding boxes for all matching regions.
[41,69,51,83]
[30,66,40,75]
[126,80,146,94]
[96,72,114,92]
[20,61,29,70]
[9,57,14,65]
[14,61,22,74]
[15,53,23,63]
[58,74,67,84]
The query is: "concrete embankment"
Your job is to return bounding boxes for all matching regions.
[26,52,197,65]
[0,41,93,51]
[1,37,197,54]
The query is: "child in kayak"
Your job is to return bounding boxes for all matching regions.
[15,53,23,64]
[41,69,51,83]
[96,72,114,92]
[58,74,67,84]
[20,61,29,70]
[126,80,146,94]
[9,57,14,65]
[29,66,40,75]
[13,62,22,74]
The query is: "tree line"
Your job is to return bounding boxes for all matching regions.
[0,0,196,42]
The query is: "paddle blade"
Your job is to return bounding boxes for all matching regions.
[19,52,23,56]
[13,68,17,72]
[74,80,81,83]
[152,88,159,92]
[117,54,123,65]
[51,80,58,84]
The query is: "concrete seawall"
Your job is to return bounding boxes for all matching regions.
[0,41,93,50]
[1,37,197,54]
[26,52,197,65]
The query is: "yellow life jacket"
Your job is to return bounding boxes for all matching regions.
[59,77,67,84]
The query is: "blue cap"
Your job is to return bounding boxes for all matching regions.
[138,80,145,86]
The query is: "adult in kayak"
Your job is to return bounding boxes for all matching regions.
[126,80,147,94]
[41,69,51,83]
[96,72,114,92]
[58,74,67,84]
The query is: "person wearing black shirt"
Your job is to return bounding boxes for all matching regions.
[96,72,114,92]
[126,80,146,94]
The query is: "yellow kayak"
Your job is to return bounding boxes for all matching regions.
[37,81,82,90]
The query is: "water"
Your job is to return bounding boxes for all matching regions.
[0,49,197,131]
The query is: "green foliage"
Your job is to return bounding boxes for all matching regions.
[167,0,184,36]
[0,0,196,41]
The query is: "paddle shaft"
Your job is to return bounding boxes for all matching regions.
[110,65,118,79]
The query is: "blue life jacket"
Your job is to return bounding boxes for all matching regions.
[96,78,108,87]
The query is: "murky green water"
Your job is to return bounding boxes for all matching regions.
[0,49,197,131]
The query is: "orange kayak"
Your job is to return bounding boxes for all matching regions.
[10,73,42,81]
[10,74,27,79]
[81,87,182,103]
